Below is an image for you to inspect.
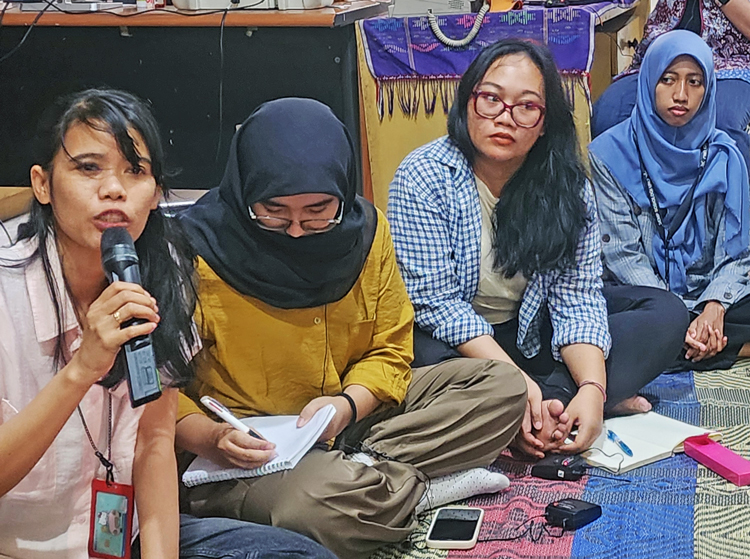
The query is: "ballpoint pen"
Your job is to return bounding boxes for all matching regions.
[200,395,265,440]
[607,429,633,457]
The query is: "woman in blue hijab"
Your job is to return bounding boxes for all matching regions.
[590,30,750,370]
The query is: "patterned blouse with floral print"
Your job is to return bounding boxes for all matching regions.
[621,0,750,82]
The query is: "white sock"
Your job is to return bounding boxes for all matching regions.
[415,468,510,515]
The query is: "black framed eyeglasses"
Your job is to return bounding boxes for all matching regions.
[248,201,344,234]
[471,90,546,129]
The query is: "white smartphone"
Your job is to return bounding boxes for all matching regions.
[425,506,484,549]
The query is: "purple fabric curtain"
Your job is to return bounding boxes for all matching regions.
[359,3,636,117]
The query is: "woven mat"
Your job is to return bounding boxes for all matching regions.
[370,361,750,559]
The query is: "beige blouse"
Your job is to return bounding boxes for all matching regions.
[472,175,528,325]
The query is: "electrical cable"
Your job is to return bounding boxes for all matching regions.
[477,514,555,543]
[584,447,626,474]
[0,0,266,129]
[590,11,636,63]
[27,0,266,18]
[427,2,489,48]
[606,31,635,62]
[406,512,564,552]
[215,6,228,163]
[0,3,49,64]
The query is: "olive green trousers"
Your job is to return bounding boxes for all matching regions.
[185,358,526,559]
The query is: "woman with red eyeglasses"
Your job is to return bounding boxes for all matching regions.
[388,39,689,456]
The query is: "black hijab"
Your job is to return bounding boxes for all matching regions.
[180,98,377,309]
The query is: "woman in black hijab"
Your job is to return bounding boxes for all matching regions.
[176,98,528,559]
[180,97,377,308]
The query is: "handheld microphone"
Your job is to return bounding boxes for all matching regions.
[100,227,162,408]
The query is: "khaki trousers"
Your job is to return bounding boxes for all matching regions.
[186,358,526,559]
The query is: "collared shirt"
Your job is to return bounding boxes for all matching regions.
[177,209,414,422]
[0,237,143,559]
[590,152,750,309]
[388,136,611,361]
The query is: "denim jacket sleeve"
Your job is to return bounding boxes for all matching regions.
[547,181,612,360]
[589,152,666,289]
[388,151,494,348]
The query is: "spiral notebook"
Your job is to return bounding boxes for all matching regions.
[182,404,336,487]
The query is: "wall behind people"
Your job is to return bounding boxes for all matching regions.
[0,26,359,191]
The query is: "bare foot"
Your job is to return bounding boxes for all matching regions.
[608,395,652,416]
[534,399,569,452]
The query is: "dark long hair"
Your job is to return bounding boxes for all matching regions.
[448,39,588,279]
[10,89,197,386]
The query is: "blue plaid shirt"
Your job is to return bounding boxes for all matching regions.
[388,136,611,361]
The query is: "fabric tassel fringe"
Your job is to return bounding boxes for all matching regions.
[376,78,461,120]
[375,72,590,120]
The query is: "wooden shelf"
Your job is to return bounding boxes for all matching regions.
[0,0,387,27]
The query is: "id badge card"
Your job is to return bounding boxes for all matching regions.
[89,478,134,559]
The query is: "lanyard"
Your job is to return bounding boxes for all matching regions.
[634,139,709,290]
[77,390,115,485]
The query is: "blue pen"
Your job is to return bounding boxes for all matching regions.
[607,429,633,457]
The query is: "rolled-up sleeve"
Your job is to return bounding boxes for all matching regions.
[547,182,612,359]
[388,157,493,347]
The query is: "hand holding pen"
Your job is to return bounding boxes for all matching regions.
[201,396,267,440]
[200,395,277,468]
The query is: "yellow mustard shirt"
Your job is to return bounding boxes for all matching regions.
[177,210,415,421]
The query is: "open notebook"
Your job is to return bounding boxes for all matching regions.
[582,412,722,473]
[182,404,336,487]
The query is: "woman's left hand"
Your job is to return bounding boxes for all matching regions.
[557,387,604,454]
[298,396,353,442]
[685,302,727,362]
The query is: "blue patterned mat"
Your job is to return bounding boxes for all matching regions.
[371,366,750,559]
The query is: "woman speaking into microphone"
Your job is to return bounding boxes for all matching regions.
[0,89,335,559]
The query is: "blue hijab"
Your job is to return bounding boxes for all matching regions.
[589,30,749,295]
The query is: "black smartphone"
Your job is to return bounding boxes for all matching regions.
[425,507,484,549]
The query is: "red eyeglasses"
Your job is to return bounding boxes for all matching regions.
[472,90,546,128]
